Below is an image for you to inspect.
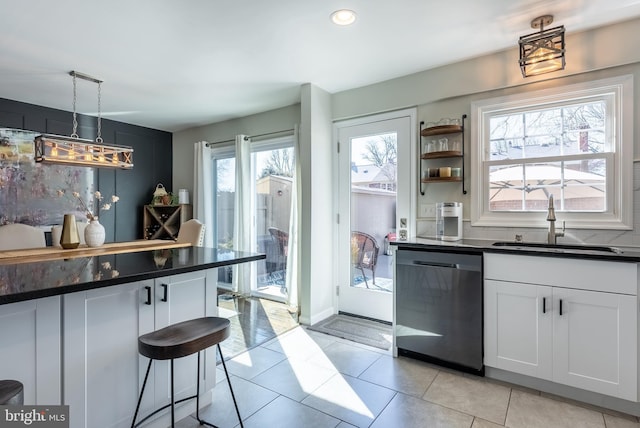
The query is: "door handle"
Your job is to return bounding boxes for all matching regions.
[559,299,563,316]
[144,286,152,305]
[161,284,168,302]
[412,261,457,269]
[542,297,546,314]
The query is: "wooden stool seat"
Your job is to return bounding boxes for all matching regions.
[132,317,243,428]
[0,380,24,405]
[139,317,230,360]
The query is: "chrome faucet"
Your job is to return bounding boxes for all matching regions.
[546,195,565,245]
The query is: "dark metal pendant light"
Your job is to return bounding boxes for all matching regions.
[519,15,566,78]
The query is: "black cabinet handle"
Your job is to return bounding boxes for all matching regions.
[161,284,168,302]
[144,286,151,305]
[559,299,563,316]
[542,297,546,314]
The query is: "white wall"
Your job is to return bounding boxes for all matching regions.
[299,83,334,325]
[332,18,640,121]
[172,104,301,195]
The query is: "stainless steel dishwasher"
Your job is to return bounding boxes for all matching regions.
[395,248,483,375]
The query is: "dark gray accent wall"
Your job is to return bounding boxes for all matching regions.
[0,97,172,241]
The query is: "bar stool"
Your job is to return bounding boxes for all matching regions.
[131,317,242,428]
[0,380,24,405]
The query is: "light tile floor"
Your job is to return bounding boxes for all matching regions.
[176,326,640,428]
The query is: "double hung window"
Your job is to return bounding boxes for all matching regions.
[471,75,633,229]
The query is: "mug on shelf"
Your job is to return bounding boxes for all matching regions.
[439,167,452,178]
[438,138,448,151]
[451,167,461,177]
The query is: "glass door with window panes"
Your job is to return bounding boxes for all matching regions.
[336,111,415,322]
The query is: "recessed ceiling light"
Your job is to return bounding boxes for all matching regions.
[331,9,357,26]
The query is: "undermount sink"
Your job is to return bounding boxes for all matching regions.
[491,241,622,254]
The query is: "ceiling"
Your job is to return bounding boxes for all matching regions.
[1,0,640,133]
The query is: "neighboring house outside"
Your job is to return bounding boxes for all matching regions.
[351,163,397,253]
[351,163,397,192]
[256,174,292,235]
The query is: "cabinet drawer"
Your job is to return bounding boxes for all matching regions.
[484,253,637,295]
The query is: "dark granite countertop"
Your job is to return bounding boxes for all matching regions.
[392,237,640,263]
[0,247,265,305]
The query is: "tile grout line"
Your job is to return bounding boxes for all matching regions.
[503,387,513,427]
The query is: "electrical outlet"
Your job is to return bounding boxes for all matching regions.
[399,229,407,240]
[420,203,436,218]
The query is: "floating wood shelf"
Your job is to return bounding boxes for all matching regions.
[420,150,463,159]
[420,125,463,137]
[421,177,462,183]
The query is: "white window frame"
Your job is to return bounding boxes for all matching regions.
[470,75,633,230]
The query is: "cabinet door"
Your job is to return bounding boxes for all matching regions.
[553,287,637,401]
[0,296,60,405]
[152,269,217,408]
[484,280,553,380]
[64,281,153,428]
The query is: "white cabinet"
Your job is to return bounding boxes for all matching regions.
[0,296,61,405]
[484,253,638,401]
[64,269,217,428]
[64,280,153,428]
[553,286,637,398]
[484,280,552,380]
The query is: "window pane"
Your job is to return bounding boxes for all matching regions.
[563,160,605,211]
[489,160,606,212]
[215,157,235,286]
[350,132,396,292]
[489,163,559,211]
[216,157,235,249]
[523,162,562,211]
[489,164,524,211]
[489,101,608,161]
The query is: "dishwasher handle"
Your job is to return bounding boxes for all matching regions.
[412,260,458,269]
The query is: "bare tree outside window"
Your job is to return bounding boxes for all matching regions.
[259,148,294,178]
[359,133,397,183]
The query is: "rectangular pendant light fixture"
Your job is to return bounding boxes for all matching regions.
[34,134,134,169]
[519,15,565,78]
[33,70,134,169]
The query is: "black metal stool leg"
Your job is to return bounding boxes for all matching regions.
[134,318,238,428]
[170,359,175,427]
[131,359,153,428]
[218,344,243,428]
[195,351,203,424]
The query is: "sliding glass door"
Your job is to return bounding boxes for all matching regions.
[251,137,295,302]
[211,136,295,302]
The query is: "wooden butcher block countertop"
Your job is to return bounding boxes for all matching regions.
[0,240,191,265]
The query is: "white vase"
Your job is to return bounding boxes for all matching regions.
[84,219,106,247]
